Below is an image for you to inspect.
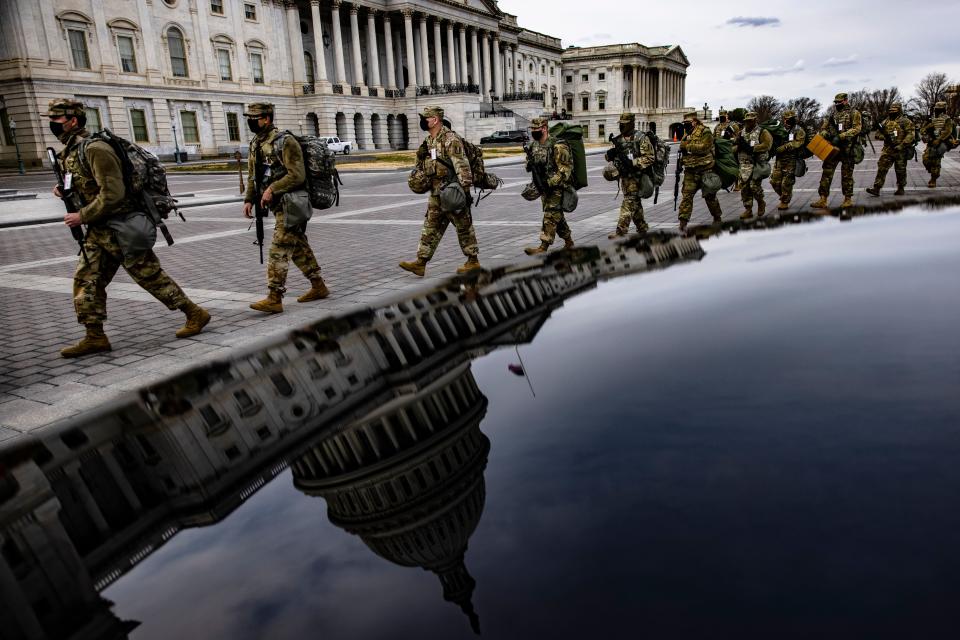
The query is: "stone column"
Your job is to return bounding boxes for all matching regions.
[470,27,481,91]
[309,0,329,86]
[349,5,364,86]
[446,22,457,84]
[366,8,381,88]
[510,45,517,91]
[493,34,503,97]
[432,18,444,85]
[481,31,492,98]
[331,1,347,84]
[458,25,469,85]
[403,10,416,88]
[658,68,665,109]
[383,13,396,89]
[286,1,307,86]
[419,15,430,85]
[681,73,686,109]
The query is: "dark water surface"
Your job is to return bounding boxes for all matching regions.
[4,208,960,639]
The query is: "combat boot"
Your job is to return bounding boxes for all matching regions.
[678,219,688,232]
[60,324,111,358]
[739,207,754,220]
[894,186,905,196]
[810,196,829,209]
[865,186,881,196]
[524,242,549,256]
[927,179,937,188]
[456,256,482,274]
[608,230,626,239]
[399,257,427,277]
[841,196,854,209]
[250,290,283,314]
[176,302,211,338]
[777,201,790,211]
[297,277,330,302]
[563,237,576,249]
[756,200,767,218]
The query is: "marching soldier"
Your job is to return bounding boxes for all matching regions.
[921,101,957,188]
[524,117,575,254]
[242,103,328,313]
[866,102,914,196]
[606,112,655,238]
[713,109,740,141]
[399,106,481,276]
[48,99,210,358]
[811,92,862,209]
[771,109,807,210]
[735,112,773,220]
[677,111,723,231]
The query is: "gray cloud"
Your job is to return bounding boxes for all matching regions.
[823,54,859,67]
[726,16,781,27]
[733,59,804,81]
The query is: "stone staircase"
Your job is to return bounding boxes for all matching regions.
[0,188,37,202]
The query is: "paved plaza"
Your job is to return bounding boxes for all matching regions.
[0,146,958,439]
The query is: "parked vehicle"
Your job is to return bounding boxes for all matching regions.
[480,130,529,144]
[323,136,353,154]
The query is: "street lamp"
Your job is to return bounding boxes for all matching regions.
[703,102,709,121]
[171,121,182,165]
[8,117,25,175]
[298,119,303,135]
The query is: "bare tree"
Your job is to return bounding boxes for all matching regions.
[912,72,951,115]
[863,87,905,126]
[746,95,783,122]
[785,97,822,128]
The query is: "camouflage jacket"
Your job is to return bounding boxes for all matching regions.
[776,123,808,159]
[57,129,134,225]
[735,126,773,157]
[680,124,715,171]
[613,131,655,176]
[528,135,573,190]
[876,115,915,148]
[713,121,740,141]
[922,114,957,146]
[820,108,862,145]
[422,126,473,192]
[244,125,306,209]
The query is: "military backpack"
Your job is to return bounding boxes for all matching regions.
[274,132,342,210]
[712,138,740,189]
[646,131,671,187]
[461,137,503,204]
[548,122,588,189]
[760,120,790,157]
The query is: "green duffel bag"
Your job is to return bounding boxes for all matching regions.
[751,160,772,181]
[713,138,739,188]
[106,211,157,259]
[560,185,579,212]
[282,189,313,229]
[701,170,722,196]
[853,142,865,164]
[639,173,655,199]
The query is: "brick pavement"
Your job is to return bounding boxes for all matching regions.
[0,147,958,437]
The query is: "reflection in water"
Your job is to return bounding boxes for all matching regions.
[0,233,703,638]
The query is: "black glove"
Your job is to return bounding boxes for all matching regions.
[416,144,429,161]
[605,148,615,162]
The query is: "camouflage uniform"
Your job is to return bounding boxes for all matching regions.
[817,92,863,200]
[713,111,741,141]
[678,112,722,225]
[608,112,655,235]
[921,101,957,187]
[735,113,773,215]
[527,117,574,246]
[244,106,321,296]
[869,104,914,194]
[770,110,807,206]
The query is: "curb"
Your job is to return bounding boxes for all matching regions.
[0,196,246,229]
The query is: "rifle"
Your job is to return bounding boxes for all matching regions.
[46,147,89,263]
[606,133,636,180]
[673,146,684,211]
[250,149,267,264]
[523,143,549,196]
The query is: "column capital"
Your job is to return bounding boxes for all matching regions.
[310,0,321,8]
[349,4,359,16]
[401,8,413,19]
[367,7,378,17]
[457,23,466,33]
[331,0,342,9]
[382,11,392,22]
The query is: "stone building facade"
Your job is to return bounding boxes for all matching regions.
[0,0,688,167]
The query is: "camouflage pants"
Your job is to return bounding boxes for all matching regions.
[616,177,646,233]
[819,149,856,197]
[416,194,479,261]
[678,169,721,221]
[539,189,572,245]
[874,146,908,189]
[73,226,189,325]
[738,154,766,208]
[770,157,797,203]
[922,147,942,180]
[267,210,321,295]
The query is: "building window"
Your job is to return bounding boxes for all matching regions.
[598,123,605,138]
[244,3,257,20]
[249,51,264,83]
[581,74,588,82]
[226,112,240,141]
[581,123,589,139]
[68,29,91,69]
[598,72,606,81]
[86,107,102,133]
[541,64,545,74]
[550,66,554,75]
[117,35,137,73]
[581,96,589,111]
[517,61,521,70]
[304,51,314,84]
[565,75,572,83]
[598,96,606,110]
[180,111,199,143]
[565,97,573,112]
[210,0,224,14]
[167,28,188,77]
[529,63,533,72]
[130,109,149,142]
[217,48,232,80]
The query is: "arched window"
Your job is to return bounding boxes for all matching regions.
[167,27,188,77]
[304,51,315,85]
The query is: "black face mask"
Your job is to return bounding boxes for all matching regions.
[683,122,693,134]
[532,130,544,141]
[619,123,633,135]
[834,102,846,111]
[719,116,728,123]
[934,109,945,116]
[785,118,797,128]
[419,117,430,132]
[247,118,263,134]
[49,121,66,138]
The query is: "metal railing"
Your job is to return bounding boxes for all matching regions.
[385,88,406,98]
[501,92,545,102]
[351,86,362,96]
[415,83,480,97]
[332,84,344,94]
[368,87,378,97]
[302,84,315,95]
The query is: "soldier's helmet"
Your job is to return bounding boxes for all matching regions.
[421,106,444,119]
[934,101,947,110]
[888,103,902,114]
[521,182,540,201]
[782,109,797,120]
[44,99,85,118]
[529,116,549,130]
[407,168,431,194]
[243,103,275,118]
[683,111,698,122]
[744,111,758,121]
[602,162,620,182]
[618,112,636,124]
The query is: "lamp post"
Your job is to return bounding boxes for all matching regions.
[703,102,709,122]
[171,121,182,165]
[298,119,303,135]
[8,117,25,175]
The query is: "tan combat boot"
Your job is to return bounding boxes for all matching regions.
[927,178,937,188]
[564,237,576,248]
[399,257,427,277]
[810,196,829,209]
[777,201,790,211]
[176,302,211,338]
[608,230,626,240]
[894,186,905,196]
[61,324,111,358]
[739,207,754,220]
[297,277,330,303]
[756,200,767,218]
[841,196,854,209]
[524,242,549,255]
[456,256,482,274]
[250,290,283,314]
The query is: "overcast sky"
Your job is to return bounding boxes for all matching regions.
[508,0,960,112]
